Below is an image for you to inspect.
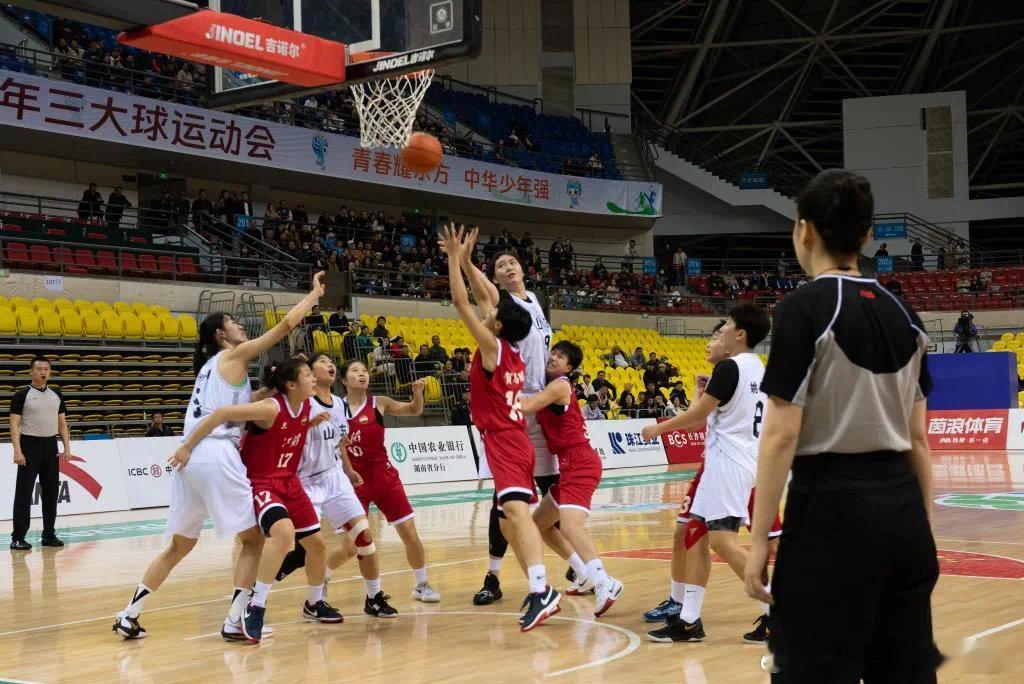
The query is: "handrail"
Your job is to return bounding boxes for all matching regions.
[434,75,541,109]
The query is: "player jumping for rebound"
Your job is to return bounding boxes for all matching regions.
[642,305,775,643]
[440,224,561,631]
[275,353,398,618]
[520,341,624,617]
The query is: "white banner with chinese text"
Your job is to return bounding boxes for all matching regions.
[0,70,662,217]
[383,426,479,485]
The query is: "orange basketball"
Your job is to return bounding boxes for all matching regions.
[402,132,443,174]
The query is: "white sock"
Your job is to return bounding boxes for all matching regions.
[670,580,686,605]
[413,567,428,586]
[365,578,381,598]
[760,583,771,615]
[324,567,334,582]
[227,586,250,622]
[680,584,705,623]
[125,583,152,619]
[251,580,272,608]
[488,557,502,574]
[307,584,324,604]
[527,564,547,594]
[567,553,588,580]
[585,558,608,585]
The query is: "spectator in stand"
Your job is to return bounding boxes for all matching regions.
[618,383,635,405]
[665,396,685,417]
[708,271,727,292]
[145,412,174,437]
[592,257,609,281]
[588,153,604,175]
[592,370,617,399]
[414,344,435,378]
[672,247,687,286]
[638,395,659,418]
[427,335,448,364]
[619,394,638,418]
[580,374,596,398]
[303,304,326,348]
[190,188,214,230]
[653,395,668,414]
[78,182,103,220]
[630,347,646,369]
[393,343,414,384]
[884,280,904,298]
[356,325,373,360]
[148,188,174,231]
[583,395,605,420]
[292,203,309,225]
[372,316,389,339]
[451,390,472,427]
[328,304,350,332]
[777,252,787,276]
[911,239,924,270]
[623,239,639,272]
[603,345,630,369]
[104,186,132,229]
[669,381,689,408]
[174,190,191,228]
[969,274,986,293]
[874,243,889,258]
[937,245,948,270]
[596,387,615,415]
[342,321,360,360]
[956,274,970,294]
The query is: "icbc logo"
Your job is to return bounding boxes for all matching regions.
[150,464,162,478]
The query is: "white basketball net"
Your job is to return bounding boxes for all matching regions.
[350,69,435,149]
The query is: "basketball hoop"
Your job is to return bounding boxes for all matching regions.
[349,67,435,149]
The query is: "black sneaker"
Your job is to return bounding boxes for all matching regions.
[303,600,343,623]
[112,613,147,639]
[364,591,398,618]
[40,536,64,547]
[743,614,770,643]
[648,616,706,643]
[473,572,503,606]
[241,603,265,643]
[519,587,561,633]
[565,567,576,584]
[9,539,31,551]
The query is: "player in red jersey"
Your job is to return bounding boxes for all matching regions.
[440,224,561,632]
[521,340,624,617]
[328,359,440,609]
[169,358,341,643]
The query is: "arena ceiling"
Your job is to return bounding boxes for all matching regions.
[630,0,1024,199]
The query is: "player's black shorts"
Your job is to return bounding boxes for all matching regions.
[768,451,943,684]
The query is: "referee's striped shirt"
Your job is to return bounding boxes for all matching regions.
[761,274,933,454]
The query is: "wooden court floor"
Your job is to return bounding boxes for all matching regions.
[1,456,1022,683]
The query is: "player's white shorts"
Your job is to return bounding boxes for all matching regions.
[301,467,365,532]
[690,455,755,526]
[164,438,255,540]
[525,409,558,477]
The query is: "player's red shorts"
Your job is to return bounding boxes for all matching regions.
[482,427,537,511]
[250,474,320,534]
[352,460,415,525]
[549,442,602,513]
[677,464,782,548]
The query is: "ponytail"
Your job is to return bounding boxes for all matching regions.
[263,357,309,394]
[193,312,228,375]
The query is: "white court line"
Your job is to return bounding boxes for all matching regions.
[963,616,1024,650]
[184,611,641,678]
[935,537,1024,547]
[0,556,485,639]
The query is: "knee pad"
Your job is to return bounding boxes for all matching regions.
[347,519,376,557]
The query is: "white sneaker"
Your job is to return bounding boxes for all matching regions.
[594,577,623,617]
[411,582,442,603]
[565,574,596,596]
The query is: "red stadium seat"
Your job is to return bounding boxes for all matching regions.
[157,254,175,275]
[29,244,53,267]
[177,256,199,277]
[137,252,159,275]
[96,250,118,272]
[4,242,29,266]
[119,252,139,274]
[74,248,98,271]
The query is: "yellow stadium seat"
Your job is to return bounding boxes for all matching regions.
[101,312,124,339]
[993,341,1008,351]
[0,309,16,335]
[93,301,113,315]
[130,302,150,317]
[423,375,442,404]
[312,330,331,354]
[178,315,198,341]
[140,315,162,341]
[159,316,179,341]
[10,296,30,310]
[15,308,39,336]
[74,299,96,315]
[0,295,8,310]
[1001,332,1015,343]
[120,313,143,340]
[328,331,343,356]
[113,301,132,315]
[32,297,55,312]
[150,304,171,318]
[39,309,62,337]
[53,297,73,310]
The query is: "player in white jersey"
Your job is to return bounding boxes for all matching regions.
[450,226,577,606]
[643,304,772,643]
[113,272,326,641]
[273,353,397,617]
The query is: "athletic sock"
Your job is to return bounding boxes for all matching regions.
[585,558,608,585]
[567,553,588,581]
[488,557,502,574]
[324,567,334,582]
[251,581,272,608]
[527,564,547,594]
[125,583,152,619]
[228,586,250,622]
[365,578,382,598]
[670,580,686,605]
[760,583,771,615]
[680,584,706,623]
[307,584,324,604]
[413,567,428,586]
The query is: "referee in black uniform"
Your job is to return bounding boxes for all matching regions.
[744,170,942,682]
[9,356,71,550]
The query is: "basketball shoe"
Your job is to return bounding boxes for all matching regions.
[303,600,343,623]
[647,616,706,643]
[743,614,769,643]
[412,582,442,603]
[519,587,561,633]
[593,577,623,617]
[473,572,502,605]
[241,603,265,643]
[112,613,147,640]
[364,591,399,618]
[642,597,681,623]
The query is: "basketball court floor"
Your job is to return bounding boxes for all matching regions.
[1,455,1022,682]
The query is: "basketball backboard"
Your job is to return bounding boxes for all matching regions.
[206,0,481,110]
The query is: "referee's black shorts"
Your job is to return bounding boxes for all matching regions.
[768,451,943,683]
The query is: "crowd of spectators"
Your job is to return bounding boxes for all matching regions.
[571,353,691,420]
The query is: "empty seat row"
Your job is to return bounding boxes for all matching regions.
[2,242,201,279]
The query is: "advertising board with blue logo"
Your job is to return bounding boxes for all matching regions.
[585,418,668,469]
[875,255,894,273]
[385,426,479,485]
[872,220,906,239]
